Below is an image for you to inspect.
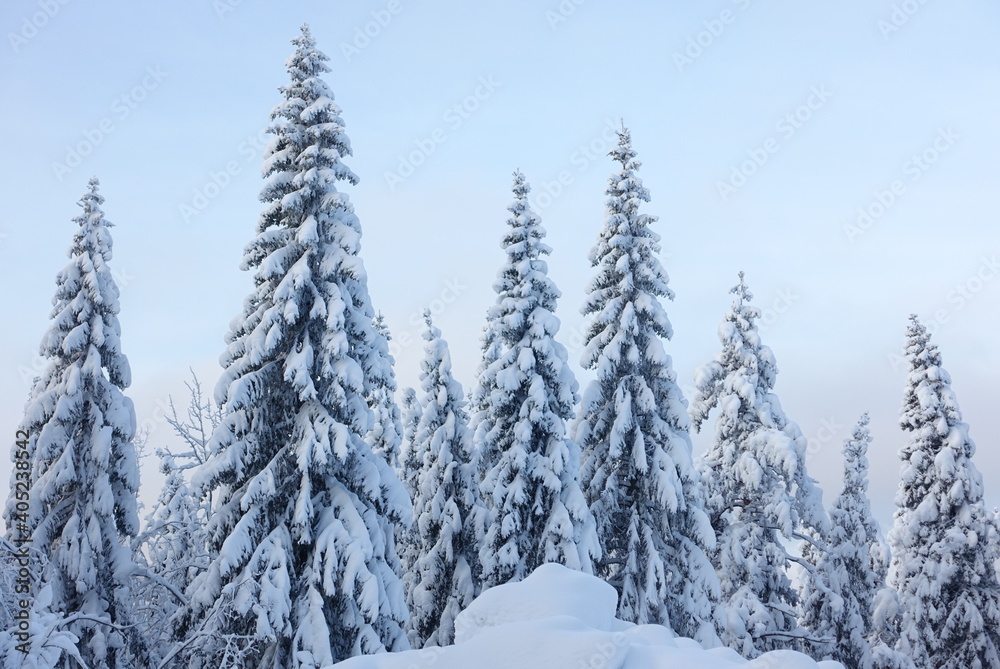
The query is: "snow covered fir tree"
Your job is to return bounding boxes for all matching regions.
[886,316,1000,668]
[797,414,912,669]
[397,386,423,502]
[5,23,1000,669]
[367,314,404,470]
[2,179,149,668]
[690,272,829,657]
[395,385,423,581]
[573,127,719,643]
[176,25,409,667]
[405,311,483,648]
[474,171,598,589]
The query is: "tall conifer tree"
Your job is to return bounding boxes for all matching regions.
[799,414,902,668]
[3,179,148,668]
[887,316,1000,668]
[477,171,598,588]
[574,128,718,641]
[407,312,484,648]
[691,273,828,656]
[182,26,409,667]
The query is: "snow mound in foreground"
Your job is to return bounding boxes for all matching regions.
[332,564,843,669]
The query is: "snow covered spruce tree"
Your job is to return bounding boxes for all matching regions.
[887,315,1000,668]
[476,171,598,589]
[798,414,908,668]
[690,272,829,657]
[469,257,508,478]
[1,178,149,668]
[573,127,718,642]
[395,386,423,591]
[406,311,485,648]
[398,386,423,500]
[180,26,409,667]
[367,314,404,469]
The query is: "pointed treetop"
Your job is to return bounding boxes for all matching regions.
[282,22,334,102]
[503,170,549,259]
[904,314,940,368]
[291,22,321,57]
[422,307,434,332]
[590,126,666,291]
[76,177,111,230]
[511,169,528,199]
[836,416,875,512]
[612,124,632,157]
[257,24,357,237]
[731,270,752,305]
[374,311,391,339]
[843,412,872,490]
[900,315,958,438]
[489,171,554,330]
[608,126,643,179]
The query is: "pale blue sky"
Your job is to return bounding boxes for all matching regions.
[2,0,999,527]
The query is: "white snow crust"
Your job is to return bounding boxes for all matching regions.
[331,564,843,669]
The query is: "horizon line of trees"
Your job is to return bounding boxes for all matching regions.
[3,23,999,669]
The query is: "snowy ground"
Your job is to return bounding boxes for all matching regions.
[331,564,843,669]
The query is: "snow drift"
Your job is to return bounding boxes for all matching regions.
[331,564,843,669]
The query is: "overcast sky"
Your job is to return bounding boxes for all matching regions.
[2,0,999,531]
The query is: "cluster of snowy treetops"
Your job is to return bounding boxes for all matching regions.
[3,25,999,669]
